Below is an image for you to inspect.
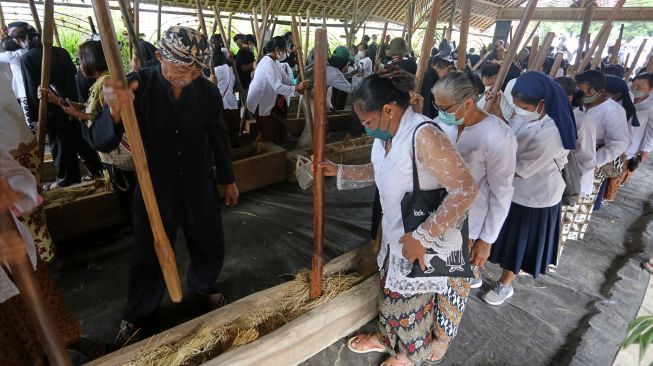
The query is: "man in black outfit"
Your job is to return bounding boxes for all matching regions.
[85,26,239,346]
[16,22,102,188]
[235,34,255,91]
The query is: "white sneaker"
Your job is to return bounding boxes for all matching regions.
[483,282,514,306]
[470,277,483,289]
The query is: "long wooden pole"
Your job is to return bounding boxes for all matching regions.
[456,0,471,70]
[548,52,563,77]
[52,19,61,47]
[195,0,207,35]
[374,21,388,69]
[35,0,53,166]
[414,0,442,93]
[624,39,647,81]
[118,0,143,67]
[156,0,161,39]
[88,15,97,34]
[0,2,6,29]
[270,17,277,38]
[0,211,72,366]
[528,35,539,70]
[447,0,456,40]
[591,24,611,70]
[647,53,653,73]
[471,51,490,71]
[305,10,310,62]
[26,0,42,34]
[575,0,625,73]
[310,27,327,300]
[91,0,182,303]
[133,0,139,37]
[521,21,540,52]
[350,0,358,48]
[484,0,538,113]
[610,23,624,64]
[576,1,596,67]
[291,14,313,134]
[227,13,232,47]
[532,31,555,72]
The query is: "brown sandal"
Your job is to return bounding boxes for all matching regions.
[347,334,388,354]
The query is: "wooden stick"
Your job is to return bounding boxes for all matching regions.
[27,0,42,34]
[548,52,563,77]
[305,10,310,62]
[322,9,326,29]
[291,14,313,134]
[91,0,182,303]
[647,53,653,73]
[227,13,232,47]
[310,27,327,300]
[447,0,456,40]
[623,52,630,72]
[576,2,595,66]
[35,0,53,166]
[88,15,97,34]
[575,0,625,73]
[624,39,647,81]
[133,0,139,38]
[349,0,358,48]
[591,24,611,70]
[0,211,72,366]
[252,8,262,55]
[521,21,540,51]
[374,21,388,69]
[532,31,554,72]
[609,23,624,65]
[508,25,513,45]
[156,0,161,39]
[414,0,442,93]
[471,51,490,71]
[52,19,61,47]
[0,1,6,29]
[484,0,538,113]
[456,0,471,70]
[195,0,207,35]
[528,35,539,70]
[214,5,228,46]
[270,17,277,38]
[118,0,143,67]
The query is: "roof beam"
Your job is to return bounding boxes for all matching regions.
[497,7,653,22]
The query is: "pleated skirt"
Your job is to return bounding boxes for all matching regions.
[489,201,562,278]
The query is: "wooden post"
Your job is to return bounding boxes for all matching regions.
[156,0,161,39]
[532,31,554,72]
[575,0,625,73]
[623,39,647,81]
[88,15,97,34]
[27,0,42,35]
[195,0,208,35]
[310,27,327,300]
[35,0,53,165]
[374,21,388,69]
[591,24,611,70]
[305,10,311,62]
[484,0,539,113]
[406,1,414,51]
[528,36,539,71]
[118,0,143,67]
[91,0,182,303]
[456,0,471,70]
[52,20,61,47]
[414,0,442,93]
[291,14,313,133]
[610,23,624,64]
[521,21,540,51]
[0,211,72,366]
[548,52,563,77]
[447,0,456,40]
[576,1,596,67]
[133,0,139,38]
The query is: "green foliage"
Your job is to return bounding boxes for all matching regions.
[539,22,653,43]
[59,28,82,63]
[623,314,653,363]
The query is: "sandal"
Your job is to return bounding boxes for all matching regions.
[42,182,60,191]
[380,356,414,366]
[641,261,653,275]
[347,334,388,354]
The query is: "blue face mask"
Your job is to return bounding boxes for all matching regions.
[364,126,393,141]
[438,104,464,126]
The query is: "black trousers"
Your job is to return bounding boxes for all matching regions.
[122,194,225,325]
[371,189,382,240]
[47,116,103,186]
[106,165,136,227]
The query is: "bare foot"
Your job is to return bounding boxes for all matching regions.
[380,354,413,366]
[347,333,387,354]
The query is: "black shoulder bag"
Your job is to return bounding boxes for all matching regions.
[401,121,474,278]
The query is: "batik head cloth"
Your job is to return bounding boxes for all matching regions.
[158,26,211,69]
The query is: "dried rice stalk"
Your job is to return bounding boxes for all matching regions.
[43,178,111,208]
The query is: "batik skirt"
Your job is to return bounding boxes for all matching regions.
[378,275,470,363]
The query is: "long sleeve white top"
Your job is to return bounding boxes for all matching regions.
[246,55,296,116]
[214,64,238,110]
[627,95,653,158]
[436,114,517,244]
[574,108,597,196]
[510,114,569,208]
[0,150,39,304]
[0,48,27,98]
[585,99,630,167]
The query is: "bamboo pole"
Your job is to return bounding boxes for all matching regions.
[548,52,563,77]
[484,0,538,113]
[647,53,653,73]
[270,17,277,38]
[624,39,647,81]
[35,0,53,166]
[447,0,456,40]
[310,27,327,300]
[374,21,388,69]
[133,0,139,38]
[471,51,490,71]
[456,0,471,70]
[227,13,232,47]
[575,0,625,73]
[405,1,414,51]
[118,0,143,67]
[88,15,97,34]
[291,14,313,134]
[591,24,611,70]
[0,211,72,366]
[623,53,630,72]
[27,0,42,34]
[252,8,262,55]
[52,19,61,47]
[610,23,624,65]
[156,0,161,39]
[214,5,228,47]
[508,26,513,45]
[0,2,5,29]
[349,0,358,48]
[532,31,554,72]
[322,9,326,29]
[195,0,207,36]
[528,35,539,71]
[521,21,540,51]
[91,0,182,303]
[305,10,310,62]
[576,1,596,67]
[414,0,442,93]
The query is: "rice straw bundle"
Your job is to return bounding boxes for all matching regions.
[43,178,111,208]
[125,270,361,366]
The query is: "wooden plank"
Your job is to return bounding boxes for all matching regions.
[88,244,376,366]
[222,143,287,194]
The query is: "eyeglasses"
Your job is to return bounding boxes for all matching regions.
[433,102,459,113]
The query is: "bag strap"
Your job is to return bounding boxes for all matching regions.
[410,121,443,193]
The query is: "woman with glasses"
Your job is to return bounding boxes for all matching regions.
[432,71,517,293]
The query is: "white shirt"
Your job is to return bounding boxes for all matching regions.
[214,64,238,110]
[627,95,653,158]
[278,60,294,82]
[246,55,296,116]
[477,86,515,120]
[326,65,352,111]
[351,56,373,89]
[0,71,33,153]
[510,115,569,208]
[574,109,598,196]
[437,114,516,244]
[584,99,630,167]
[0,48,28,98]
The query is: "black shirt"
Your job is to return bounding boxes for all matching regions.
[368,43,378,65]
[467,54,481,67]
[236,48,255,89]
[87,65,234,213]
[390,58,418,75]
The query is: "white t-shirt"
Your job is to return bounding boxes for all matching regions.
[584,99,630,167]
[573,108,597,196]
[627,95,653,158]
[247,56,296,116]
[214,64,238,110]
[0,48,28,98]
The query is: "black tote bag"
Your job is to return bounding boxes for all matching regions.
[400,122,474,278]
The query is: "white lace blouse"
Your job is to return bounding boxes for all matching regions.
[336,107,477,295]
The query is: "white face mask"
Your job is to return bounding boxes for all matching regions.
[277,51,287,62]
[357,51,365,58]
[514,105,541,120]
[632,89,648,99]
